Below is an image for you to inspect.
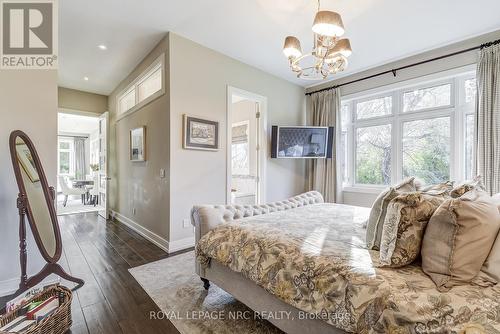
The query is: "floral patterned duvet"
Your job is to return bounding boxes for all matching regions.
[196,203,500,334]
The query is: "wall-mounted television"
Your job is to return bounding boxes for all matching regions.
[271,126,334,159]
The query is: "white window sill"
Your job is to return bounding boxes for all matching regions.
[342,186,385,194]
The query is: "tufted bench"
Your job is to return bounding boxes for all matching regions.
[191,191,324,244]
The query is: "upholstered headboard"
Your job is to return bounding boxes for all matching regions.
[191,191,324,243]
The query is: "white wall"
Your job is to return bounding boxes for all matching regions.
[306,30,500,208]
[0,70,58,293]
[108,36,171,244]
[169,33,306,246]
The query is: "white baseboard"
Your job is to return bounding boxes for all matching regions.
[168,236,195,253]
[111,210,194,253]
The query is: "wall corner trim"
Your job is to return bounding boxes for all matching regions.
[111,210,194,253]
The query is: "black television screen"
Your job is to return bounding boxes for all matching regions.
[271,126,333,158]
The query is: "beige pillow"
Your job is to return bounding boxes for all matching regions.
[473,192,500,286]
[450,175,485,198]
[474,233,500,286]
[422,190,500,291]
[379,192,447,267]
[365,178,420,250]
[420,181,454,195]
[491,193,500,213]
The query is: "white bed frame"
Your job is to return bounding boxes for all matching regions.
[191,191,345,334]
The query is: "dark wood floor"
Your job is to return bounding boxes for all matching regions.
[10,213,184,334]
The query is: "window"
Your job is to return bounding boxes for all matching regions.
[58,138,74,175]
[117,54,164,118]
[356,124,392,185]
[356,96,392,119]
[403,83,451,112]
[231,122,250,175]
[402,117,450,184]
[341,68,476,189]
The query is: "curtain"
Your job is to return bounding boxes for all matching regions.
[475,43,500,195]
[74,137,87,180]
[307,88,341,203]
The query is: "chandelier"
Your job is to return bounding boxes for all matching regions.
[283,0,352,80]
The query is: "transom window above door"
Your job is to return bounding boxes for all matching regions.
[340,67,476,190]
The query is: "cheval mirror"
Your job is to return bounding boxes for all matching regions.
[9,130,84,297]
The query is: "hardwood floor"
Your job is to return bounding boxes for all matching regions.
[6,213,184,334]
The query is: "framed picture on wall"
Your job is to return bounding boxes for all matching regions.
[130,126,146,161]
[183,114,219,151]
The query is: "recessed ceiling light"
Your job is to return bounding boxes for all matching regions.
[98,44,107,50]
[84,76,89,81]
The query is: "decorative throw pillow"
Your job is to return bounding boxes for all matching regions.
[378,192,447,267]
[473,233,500,287]
[420,181,454,196]
[450,175,485,198]
[365,177,421,250]
[491,193,500,213]
[422,189,500,291]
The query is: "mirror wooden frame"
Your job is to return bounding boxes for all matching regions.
[9,130,84,296]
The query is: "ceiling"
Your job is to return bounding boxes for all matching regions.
[58,113,99,135]
[59,0,500,95]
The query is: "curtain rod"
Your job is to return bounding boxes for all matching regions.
[305,38,500,96]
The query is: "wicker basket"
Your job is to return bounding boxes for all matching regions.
[0,285,72,334]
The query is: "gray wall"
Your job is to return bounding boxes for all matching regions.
[0,70,58,291]
[58,87,108,114]
[306,30,500,207]
[108,35,171,242]
[169,33,306,245]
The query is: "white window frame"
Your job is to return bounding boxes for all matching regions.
[341,65,476,193]
[116,54,165,120]
[58,137,75,176]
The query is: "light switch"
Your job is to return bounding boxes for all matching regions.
[160,168,165,178]
[183,219,190,228]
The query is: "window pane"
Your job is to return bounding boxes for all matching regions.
[59,141,69,150]
[119,89,136,114]
[356,124,392,185]
[340,103,349,184]
[340,131,348,184]
[403,84,451,112]
[402,117,451,184]
[355,96,392,119]
[59,152,70,174]
[465,114,474,180]
[232,143,249,175]
[138,66,162,102]
[464,79,477,104]
[341,102,350,129]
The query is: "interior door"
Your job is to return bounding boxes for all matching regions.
[98,112,109,219]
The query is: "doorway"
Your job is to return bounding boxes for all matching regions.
[57,111,109,218]
[227,87,267,205]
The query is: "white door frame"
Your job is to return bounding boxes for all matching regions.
[226,86,268,205]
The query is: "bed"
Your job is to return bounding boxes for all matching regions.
[192,191,500,334]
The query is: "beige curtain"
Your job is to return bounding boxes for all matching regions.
[475,43,500,194]
[307,88,341,203]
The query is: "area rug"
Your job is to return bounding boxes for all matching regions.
[56,201,101,216]
[129,251,282,334]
